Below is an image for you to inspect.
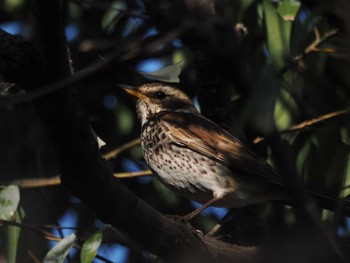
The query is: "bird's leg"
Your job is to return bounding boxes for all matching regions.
[206,209,234,238]
[183,195,224,221]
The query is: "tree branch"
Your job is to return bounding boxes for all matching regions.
[279,28,339,75]
[103,138,141,160]
[253,107,350,144]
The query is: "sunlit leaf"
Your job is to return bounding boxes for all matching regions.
[277,0,301,21]
[274,99,291,131]
[0,185,20,220]
[80,231,103,263]
[274,88,298,131]
[263,0,291,68]
[139,62,184,83]
[172,50,186,65]
[43,233,76,263]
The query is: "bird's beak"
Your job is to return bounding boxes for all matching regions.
[121,85,147,100]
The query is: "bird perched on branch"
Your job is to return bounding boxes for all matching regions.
[123,82,349,219]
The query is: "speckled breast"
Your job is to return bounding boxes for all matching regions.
[140,118,236,204]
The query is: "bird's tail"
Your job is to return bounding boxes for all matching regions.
[309,190,350,217]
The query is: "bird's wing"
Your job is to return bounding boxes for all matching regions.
[160,112,283,186]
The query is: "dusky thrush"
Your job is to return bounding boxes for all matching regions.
[124,82,349,219]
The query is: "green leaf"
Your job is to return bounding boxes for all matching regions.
[274,88,297,131]
[277,0,301,21]
[43,233,76,263]
[139,62,184,83]
[340,128,350,146]
[6,208,24,263]
[274,99,292,131]
[262,0,292,68]
[116,104,134,135]
[4,0,25,12]
[101,2,126,32]
[172,50,186,65]
[80,231,103,263]
[0,185,20,220]
[343,155,350,198]
[6,225,20,263]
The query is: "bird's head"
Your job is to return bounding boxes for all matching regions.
[123,83,197,125]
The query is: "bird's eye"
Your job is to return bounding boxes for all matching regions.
[154,91,166,100]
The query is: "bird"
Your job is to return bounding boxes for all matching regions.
[123,82,349,220]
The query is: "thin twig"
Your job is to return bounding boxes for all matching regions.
[28,251,41,263]
[279,28,339,75]
[253,108,350,144]
[282,108,350,133]
[0,171,152,188]
[0,176,61,188]
[114,170,153,178]
[103,138,141,160]
[301,28,339,58]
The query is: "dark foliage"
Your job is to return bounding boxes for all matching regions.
[1,0,350,262]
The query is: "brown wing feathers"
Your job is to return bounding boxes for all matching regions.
[160,112,283,186]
